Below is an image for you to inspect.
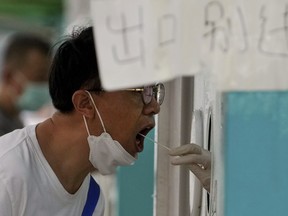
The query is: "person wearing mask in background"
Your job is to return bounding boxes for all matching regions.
[0,26,211,216]
[0,33,51,136]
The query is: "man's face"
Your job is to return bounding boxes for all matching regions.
[19,49,50,83]
[91,89,161,157]
[2,49,50,111]
[8,49,50,94]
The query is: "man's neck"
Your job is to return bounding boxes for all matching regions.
[35,114,93,194]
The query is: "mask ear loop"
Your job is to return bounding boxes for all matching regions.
[83,115,91,136]
[85,90,107,133]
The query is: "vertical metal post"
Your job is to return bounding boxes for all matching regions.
[154,77,194,216]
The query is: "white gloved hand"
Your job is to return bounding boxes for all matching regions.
[169,144,211,193]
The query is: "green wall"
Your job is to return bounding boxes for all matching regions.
[224,91,288,216]
[117,130,155,216]
[0,0,63,31]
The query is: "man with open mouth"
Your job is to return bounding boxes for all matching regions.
[0,26,165,216]
[0,26,210,216]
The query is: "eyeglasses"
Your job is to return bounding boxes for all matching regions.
[124,83,165,105]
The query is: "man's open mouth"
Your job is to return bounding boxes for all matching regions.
[135,127,152,152]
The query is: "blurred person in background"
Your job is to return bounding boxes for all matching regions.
[0,33,51,136]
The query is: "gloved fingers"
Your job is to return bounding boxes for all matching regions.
[171,154,211,170]
[169,144,202,156]
[189,164,211,192]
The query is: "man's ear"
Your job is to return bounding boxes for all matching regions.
[72,90,94,118]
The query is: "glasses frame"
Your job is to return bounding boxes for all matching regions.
[124,83,165,105]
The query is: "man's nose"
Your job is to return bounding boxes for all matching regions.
[143,97,161,115]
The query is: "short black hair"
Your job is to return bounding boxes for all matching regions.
[49,26,101,113]
[3,33,51,66]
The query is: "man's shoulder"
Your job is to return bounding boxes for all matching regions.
[0,125,38,187]
[0,125,36,170]
[0,109,23,136]
[0,127,28,156]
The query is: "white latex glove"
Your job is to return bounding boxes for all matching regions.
[169,144,211,192]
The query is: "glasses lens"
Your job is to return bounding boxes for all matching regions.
[142,86,153,104]
[154,83,165,105]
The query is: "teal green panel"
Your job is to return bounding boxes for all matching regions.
[224,92,288,216]
[0,0,63,30]
[117,130,154,216]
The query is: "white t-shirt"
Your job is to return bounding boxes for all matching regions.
[0,125,105,216]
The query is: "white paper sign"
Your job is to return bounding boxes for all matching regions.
[90,0,196,90]
[90,0,288,91]
[196,0,288,90]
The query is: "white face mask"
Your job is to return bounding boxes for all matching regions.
[83,91,136,175]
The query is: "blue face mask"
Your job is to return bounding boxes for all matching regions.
[16,83,51,111]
